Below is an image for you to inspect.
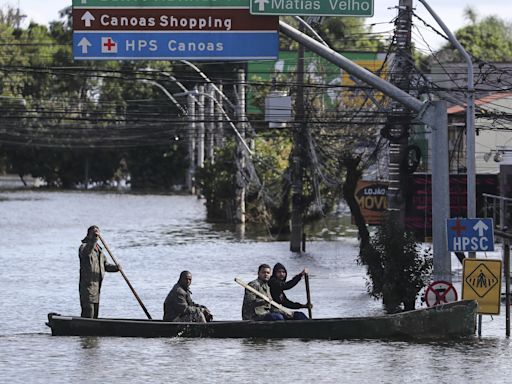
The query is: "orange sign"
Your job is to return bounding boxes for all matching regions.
[354,180,388,225]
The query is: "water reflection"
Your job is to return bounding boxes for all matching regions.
[79,337,100,350]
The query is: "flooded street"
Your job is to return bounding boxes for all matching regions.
[0,190,510,383]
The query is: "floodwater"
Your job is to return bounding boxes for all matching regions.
[0,190,510,383]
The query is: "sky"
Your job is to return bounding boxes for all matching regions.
[2,0,512,51]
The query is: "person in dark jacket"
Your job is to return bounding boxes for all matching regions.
[163,271,212,322]
[79,225,119,318]
[269,263,310,320]
[242,264,287,321]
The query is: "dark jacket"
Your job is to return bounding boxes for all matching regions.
[79,238,118,304]
[269,263,303,310]
[163,283,202,321]
[241,278,272,320]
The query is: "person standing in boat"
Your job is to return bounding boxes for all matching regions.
[269,263,310,320]
[163,271,213,322]
[242,264,288,321]
[79,225,119,319]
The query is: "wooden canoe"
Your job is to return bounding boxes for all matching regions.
[46,300,477,340]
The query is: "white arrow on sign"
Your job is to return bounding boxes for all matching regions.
[81,0,87,4]
[78,37,92,54]
[473,220,489,236]
[81,11,95,28]
[254,0,269,12]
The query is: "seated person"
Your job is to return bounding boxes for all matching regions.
[269,263,311,320]
[163,271,212,322]
[242,264,286,321]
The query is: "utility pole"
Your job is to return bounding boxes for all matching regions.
[387,0,414,226]
[290,23,306,252]
[186,93,196,194]
[235,69,247,224]
[196,85,205,169]
[206,83,215,163]
[215,82,225,148]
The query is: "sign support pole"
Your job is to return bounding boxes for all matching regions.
[505,239,510,337]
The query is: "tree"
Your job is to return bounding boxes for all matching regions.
[360,216,433,313]
[435,8,512,62]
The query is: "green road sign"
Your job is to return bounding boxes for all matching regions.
[73,0,248,7]
[250,0,373,16]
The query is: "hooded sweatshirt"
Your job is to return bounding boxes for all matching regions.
[268,263,303,310]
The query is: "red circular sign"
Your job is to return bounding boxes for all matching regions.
[424,281,458,307]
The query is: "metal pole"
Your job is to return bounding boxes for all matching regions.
[419,0,476,254]
[187,94,196,194]
[278,21,424,113]
[279,19,451,283]
[197,85,205,169]
[431,100,451,282]
[505,239,510,337]
[206,83,215,163]
[235,69,246,224]
[215,82,225,148]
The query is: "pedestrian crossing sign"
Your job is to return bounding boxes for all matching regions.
[462,258,502,315]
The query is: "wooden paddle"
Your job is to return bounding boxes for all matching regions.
[304,271,313,319]
[98,233,152,320]
[234,277,294,318]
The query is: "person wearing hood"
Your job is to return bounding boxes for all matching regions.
[79,225,119,318]
[163,271,213,322]
[269,263,310,320]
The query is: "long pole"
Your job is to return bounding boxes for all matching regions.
[234,278,294,317]
[305,273,312,319]
[278,20,451,286]
[290,22,305,253]
[419,0,476,234]
[235,69,246,224]
[505,239,510,337]
[97,234,152,320]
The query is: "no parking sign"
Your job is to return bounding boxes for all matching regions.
[424,281,458,307]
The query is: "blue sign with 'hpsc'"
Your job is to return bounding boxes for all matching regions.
[446,218,495,252]
[73,32,279,60]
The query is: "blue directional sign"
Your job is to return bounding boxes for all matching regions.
[447,218,495,252]
[73,32,278,60]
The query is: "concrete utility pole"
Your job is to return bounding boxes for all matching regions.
[235,69,247,224]
[279,20,451,281]
[419,0,476,259]
[387,0,414,225]
[215,82,225,148]
[187,93,196,194]
[206,83,216,163]
[196,85,205,169]
[290,23,306,253]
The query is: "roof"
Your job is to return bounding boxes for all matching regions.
[447,92,512,114]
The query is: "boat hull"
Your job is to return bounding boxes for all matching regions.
[46,300,477,340]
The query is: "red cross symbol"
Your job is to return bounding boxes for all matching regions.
[450,218,466,236]
[103,38,116,51]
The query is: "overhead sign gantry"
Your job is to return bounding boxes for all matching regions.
[72,0,279,60]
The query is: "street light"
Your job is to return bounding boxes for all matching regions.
[173,90,253,156]
[179,60,236,111]
[137,79,187,116]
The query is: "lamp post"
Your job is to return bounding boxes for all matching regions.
[174,89,250,224]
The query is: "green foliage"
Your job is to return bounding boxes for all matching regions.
[0,6,189,189]
[437,10,512,61]
[196,142,238,221]
[360,216,433,313]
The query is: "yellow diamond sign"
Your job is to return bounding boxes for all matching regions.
[462,259,502,315]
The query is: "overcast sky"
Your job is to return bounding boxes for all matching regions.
[2,0,511,50]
